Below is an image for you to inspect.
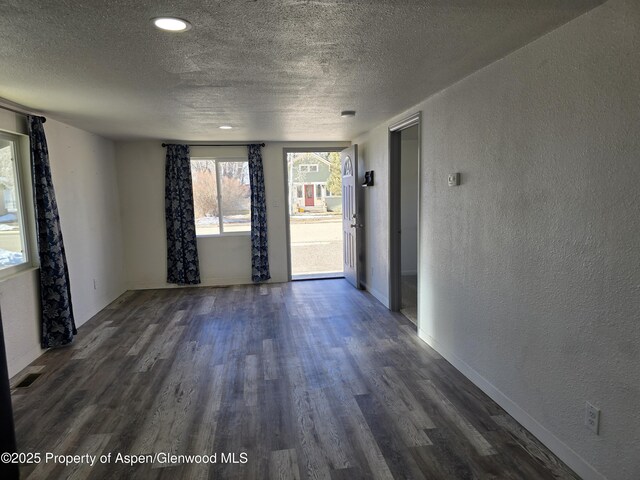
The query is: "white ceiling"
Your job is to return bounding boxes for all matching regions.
[0,0,603,142]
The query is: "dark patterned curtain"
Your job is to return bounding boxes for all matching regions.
[248,144,270,283]
[165,144,200,285]
[27,115,76,348]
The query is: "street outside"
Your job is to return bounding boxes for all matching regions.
[290,214,343,276]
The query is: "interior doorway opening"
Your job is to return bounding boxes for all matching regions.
[285,150,344,280]
[389,114,421,325]
[399,125,419,323]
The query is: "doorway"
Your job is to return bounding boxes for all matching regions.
[389,114,421,325]
[285,149,345,280]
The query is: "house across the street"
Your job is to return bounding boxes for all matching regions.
[288,152,341,213]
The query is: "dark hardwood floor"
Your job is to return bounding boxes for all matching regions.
[10,280,578,479]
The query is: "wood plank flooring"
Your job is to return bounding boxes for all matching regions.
[10,280,579,479]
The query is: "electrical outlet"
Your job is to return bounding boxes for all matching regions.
[585,401,600,434]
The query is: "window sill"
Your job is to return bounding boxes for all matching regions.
[0,265,39,284]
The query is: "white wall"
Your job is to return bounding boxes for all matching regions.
[116,141,348,289]
[356,133,390,305]
[354,1,640,478]
[400,126,419,275]
[0,110,125,377]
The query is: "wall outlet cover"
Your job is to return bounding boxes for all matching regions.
[585,401,600,434]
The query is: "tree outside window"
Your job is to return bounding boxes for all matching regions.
[191,159,250,235]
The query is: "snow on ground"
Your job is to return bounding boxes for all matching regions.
[0,248,24,267]
[0,213,17,223]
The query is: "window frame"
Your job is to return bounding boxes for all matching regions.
[191,156,251,238]
[0,130,34,279]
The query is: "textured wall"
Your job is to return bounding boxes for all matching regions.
[44,120,126,325]
[354,129,391,305]
[0,269,40,378]
[355,1,640,478]
[115,141,348,289]
[0,112,126,376]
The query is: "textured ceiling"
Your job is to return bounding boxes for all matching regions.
[0,0,603,141]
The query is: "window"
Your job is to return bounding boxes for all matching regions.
[0,132,30,275]
[316,185,322,198]
[299,164,318,173]
[296,185,303,198]
[191,158,251,236]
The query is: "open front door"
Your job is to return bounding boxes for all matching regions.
[341,145,362,288]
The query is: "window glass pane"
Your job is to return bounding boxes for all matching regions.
[0,139,26,270]
[191,159,220,235]
[220,161,251,232]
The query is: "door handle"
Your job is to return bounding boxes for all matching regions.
[350,223,363,228]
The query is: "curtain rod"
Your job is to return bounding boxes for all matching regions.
[162,142,265,148]
[0,101,46,122]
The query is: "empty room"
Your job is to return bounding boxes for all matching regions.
[0,1,638,479]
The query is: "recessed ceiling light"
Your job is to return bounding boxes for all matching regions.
[341,110,356,118]
[219,125,233,130]
[152,17,192,32]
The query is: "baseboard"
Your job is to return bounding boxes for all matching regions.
[6,286,127,378]
[127,277,255,291]
[361,281,389,309]
[7,345,45,379]
[76,287,128,329]
[417,328,606,480]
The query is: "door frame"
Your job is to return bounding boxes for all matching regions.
[282,146,348,281]
[388,112,422,314]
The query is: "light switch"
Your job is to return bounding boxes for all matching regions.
[448,173,460,187]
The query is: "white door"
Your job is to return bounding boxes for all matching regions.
[341,145,361,288]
